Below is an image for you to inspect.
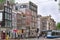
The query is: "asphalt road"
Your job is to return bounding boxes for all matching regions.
[1,37,60,40]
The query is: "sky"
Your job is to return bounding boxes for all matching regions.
[15,0,59,23]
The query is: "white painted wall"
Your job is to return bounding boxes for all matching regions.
[0,12,2,21]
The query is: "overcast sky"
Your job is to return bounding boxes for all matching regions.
[15,0,60,23]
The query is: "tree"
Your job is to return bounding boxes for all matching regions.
[0,0,5,3]
[9,0,15,4]
[56,22,60,30]
[0,0,15,3]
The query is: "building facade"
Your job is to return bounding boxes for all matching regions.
[0,1,13,39]
[12,10,17,29]
[16,11,22,29]
[15,1,37,37]
[16,11,27,38]
[37,15,42,36]
[40,15,56,31]
[38,15,56,36]
[1,1,12,28]
[49,18,56,30]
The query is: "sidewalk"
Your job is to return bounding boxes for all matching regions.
[0,38,37,40]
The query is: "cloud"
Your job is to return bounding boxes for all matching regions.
[38,1,59,22]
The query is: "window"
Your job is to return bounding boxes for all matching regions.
[5,7,7,12]
[5,13,12,20]
[20,5,23,8]
[9,15,11,20]
[31,22,34,27]
[10,9,11,13]
[55,0,57,1]
[10,22,11,27]
[22,20,25,24]
[20,5,27,8]
[8,21,10,27]
[5,20,11,27]
[8,14,10,20]
[15,6,18,10]
[23,5,27,8]
[23,15,26,17]
[5,21,8,27]
[8,21,11,27]
[7,8,9,13]
[5,13,8,19]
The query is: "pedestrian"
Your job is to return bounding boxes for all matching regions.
[5,35,9,40]
[37,34,40,39]
[38,36,39,38]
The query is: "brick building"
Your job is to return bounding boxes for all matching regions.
[15,1,37,37]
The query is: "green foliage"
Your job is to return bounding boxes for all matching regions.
[0,0,5,3]
[56,22,60,30]
[0,0,15,3]
[10,0,15,3]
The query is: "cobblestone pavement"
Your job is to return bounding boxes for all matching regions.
[1,37,60,40]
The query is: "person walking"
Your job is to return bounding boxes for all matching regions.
[5,35,9,40]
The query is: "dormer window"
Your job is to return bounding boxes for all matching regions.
[20,5,27,8]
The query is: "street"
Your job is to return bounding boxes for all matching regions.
[3,37,60,40]
[19,38,60,40]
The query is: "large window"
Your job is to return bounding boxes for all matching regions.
[5,13,12,20]
[5,21,11,27]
